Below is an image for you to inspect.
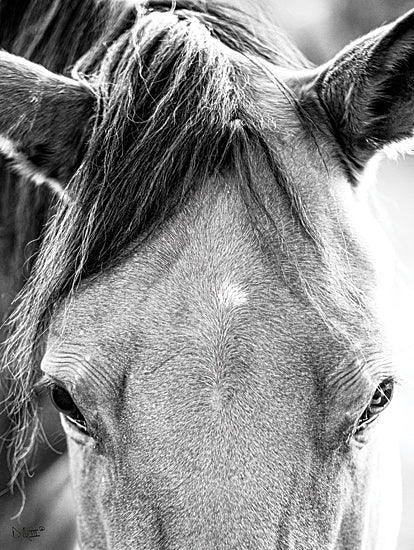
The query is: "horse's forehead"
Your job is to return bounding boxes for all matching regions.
[55,185,294,337]
[46,110,386,403]
[48,174,379,393]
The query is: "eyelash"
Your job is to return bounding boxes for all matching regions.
[352,377,395,440]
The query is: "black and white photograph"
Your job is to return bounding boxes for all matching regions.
[1,1,414,548]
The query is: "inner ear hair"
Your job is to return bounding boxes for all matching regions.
[0,51,96,191]
[314,8,414,174]
[0,135,67,199]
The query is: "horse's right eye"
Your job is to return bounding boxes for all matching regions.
[50,384,89,434]
[356,378,394,433]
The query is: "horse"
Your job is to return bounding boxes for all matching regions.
[0,1,412,548]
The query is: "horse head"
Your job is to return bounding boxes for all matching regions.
[2,3,413,549]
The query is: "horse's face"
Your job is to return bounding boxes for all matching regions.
[4,4,414,550]
[42,158,399,549]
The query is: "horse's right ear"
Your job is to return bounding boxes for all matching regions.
[0,51,95,195]
[302,9,414,177]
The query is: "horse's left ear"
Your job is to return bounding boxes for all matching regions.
[305,9,414,173]
[0,51,96,195]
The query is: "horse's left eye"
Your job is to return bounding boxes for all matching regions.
[50,384,89,434]
[357,379,394,430]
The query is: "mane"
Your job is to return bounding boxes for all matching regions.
[1,0,366,492]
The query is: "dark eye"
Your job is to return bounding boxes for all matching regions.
[50,384,89,434]
[357,378,394,431]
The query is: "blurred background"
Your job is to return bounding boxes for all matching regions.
[231,0,414,547]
